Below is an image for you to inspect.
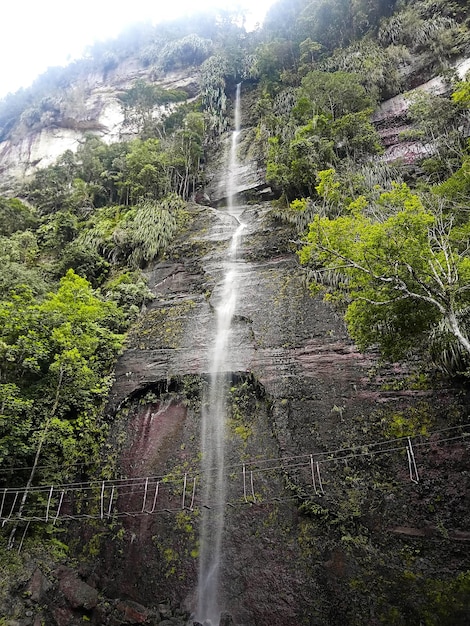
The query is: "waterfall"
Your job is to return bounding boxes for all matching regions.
[195,83,244,626]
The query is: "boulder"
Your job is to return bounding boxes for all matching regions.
[116,599,150,623]
[26,568,52,603]
[56,566,98,610]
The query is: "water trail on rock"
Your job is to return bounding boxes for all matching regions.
[195,83,244,626]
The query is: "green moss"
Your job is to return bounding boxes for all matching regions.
[126,299,196,349]
[382,403,433,438]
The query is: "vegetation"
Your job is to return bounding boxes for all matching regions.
[0,2,469,621]
[0,0,468,495]
[299,181,470,372]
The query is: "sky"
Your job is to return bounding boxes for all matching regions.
[0,0,276,98]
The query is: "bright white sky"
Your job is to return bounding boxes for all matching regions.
[0,0,276,98]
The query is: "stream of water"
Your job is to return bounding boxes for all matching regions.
[195,83,244,626]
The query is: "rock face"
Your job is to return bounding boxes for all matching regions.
[99,167,470,624]
[2,58,470,626]
[2,54,469,195]
[373,55,470,163]
[204,127,271,204]
[0,63,198,183]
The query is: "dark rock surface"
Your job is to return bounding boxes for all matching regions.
[56,566,99,610]
[98,193,470,625]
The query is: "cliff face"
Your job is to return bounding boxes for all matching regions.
[2,54,469,195]
[0,62,198,184]
[97,182,470,625]
[373,56,470,163]
[1,52,470,626]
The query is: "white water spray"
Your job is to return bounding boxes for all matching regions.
[195,84,244,626]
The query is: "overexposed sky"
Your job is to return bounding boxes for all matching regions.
[0,0,275,98]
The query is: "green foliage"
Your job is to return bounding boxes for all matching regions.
[265,0,397,51]
[433,153,470,207]
[104,271,154,322]
[254,39,297,85]
[331,109,383,159]
[299,70,376,121]
[79,195,187,269]
[0,198,38,236]
[452,79,470,107]
[24,157,76,215]
[0,231,47,296]
[77,205,127,264]
[159,34,213,71]
[122,195,186,269]
[266,117,336,197]
[423,571,470,625]
[36,211,78,251]
[56,240,110,287]
[382,405,432,438]
[262,70,380,198]
[300,182,470,368]
[124,138,172,201]
[0,270,125,482]
[199,55,230,135]
[320,40,409,100]
[119,79,188,138]
[0,384,33,469]
[378,0,468,57]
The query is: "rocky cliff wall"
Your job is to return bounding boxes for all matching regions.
[2,60,470,626]
[3,154,469,625]
[0,65,198,185]
[2,55,470,196]
[373,56,470,164]
[93,183,469,625]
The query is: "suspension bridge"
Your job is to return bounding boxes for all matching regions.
[1,423,469,526]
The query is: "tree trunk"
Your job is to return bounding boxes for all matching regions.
[446,310,470,357]
[7,367,64,550]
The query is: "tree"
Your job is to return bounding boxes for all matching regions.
[120,195,186,269]
[0,271,125,480]
[0,231,47,296]
[452,79,470,108]
[0,270,126,545]
[298,70,375,121]
[331,109,383,159]
[0,198,38,236]
[171,112,205,198]
[124,138,172,202]
[159,34,213,71]
[299,183,470,367]
[120,79,187,139]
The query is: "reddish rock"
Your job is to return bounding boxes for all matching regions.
[56,566,98,610]
[116,599,150,623]
[27,568,51,602]
[52,606,75,626]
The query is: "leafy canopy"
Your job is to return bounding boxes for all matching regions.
[299,182,470,364]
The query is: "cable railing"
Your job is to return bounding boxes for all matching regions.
[1,423,469,525]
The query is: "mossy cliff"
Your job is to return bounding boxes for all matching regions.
[0,162,469,625]
[1,1,470,622]
[93,188,469,625]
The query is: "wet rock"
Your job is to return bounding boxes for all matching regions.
[193,190,212,206]
[220,613,235,626]
[26,568,52,603]
[116,599,150,623]
[56,566,98,610]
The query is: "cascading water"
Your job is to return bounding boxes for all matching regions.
[195,84,244,626]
